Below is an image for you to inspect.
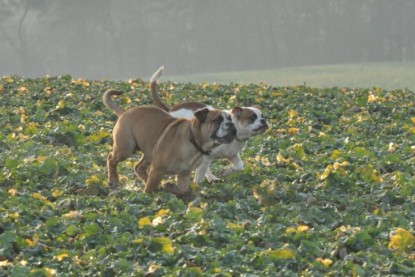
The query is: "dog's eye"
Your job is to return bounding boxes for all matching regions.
[214,115,224,124]
[249,113,257,123]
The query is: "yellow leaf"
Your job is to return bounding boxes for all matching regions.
[62,210,83,220]
[260,156,272,166]
[20,260,28,266]
[8,188,18,196]
[388,228,415,251]
[132,238,143,244]
[277,152,289,164]
[9,212,20,220]
[20,114,27,123]
[288,109,298,118]
[331,150,342,159]
[55,253,69,261]
[152,216,165,227]
[18,86,29,93]
[411,117,415,124]
[56,100,66,109]
[288,127,299,135]
[285,227,297,234]
[32,192,48,201]
[94,110,104,117]
[227,222,245,233]
[3,76,14,83]
[51,189,64,198]
[0,260,13,267]
[25,239,36,248]
[263,248,296,260]
[297,225,310,233]
[368,93,378,103]
[320,165,333,180]
[155,209,170,217]
[30,267,57,277]
[86,175,101,185]
[316,258,333,267]
[138,217,152,227]
[153,237,175,254]
[333,161,350,170]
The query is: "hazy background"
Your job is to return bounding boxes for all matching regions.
[1,0,414,85]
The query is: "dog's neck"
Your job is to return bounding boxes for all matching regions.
[189,129,211,157]
[235,135,249,143]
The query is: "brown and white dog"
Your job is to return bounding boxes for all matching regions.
[150,66,269,183]
[103,89,236,196]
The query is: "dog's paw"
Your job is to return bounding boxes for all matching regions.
[163,182,191,198]
[163,182,175,191]
[206,174,221,183]
[221,167,241,176]
[109,180,119,188]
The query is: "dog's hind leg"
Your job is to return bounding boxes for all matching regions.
[135,156,150,182]
[107,141,135,187]
[107,152,121,187]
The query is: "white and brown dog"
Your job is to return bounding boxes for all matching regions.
[150,66,268,183]
[103,89,236,196]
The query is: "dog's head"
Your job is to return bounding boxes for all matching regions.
[194,108,236,145]
[230,107,268,141]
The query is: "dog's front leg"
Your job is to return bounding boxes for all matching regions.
[144,167,163,193]
[165,173,191,196]
[194,157,212,183]
[222,153,244,176]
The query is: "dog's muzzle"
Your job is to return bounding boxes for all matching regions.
[254,119,269,134]
[213,122,237,144]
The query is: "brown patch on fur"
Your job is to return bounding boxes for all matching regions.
[235,108,257,126]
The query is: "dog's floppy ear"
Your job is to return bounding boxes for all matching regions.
[231,107,243,117]
[194,108,210,123]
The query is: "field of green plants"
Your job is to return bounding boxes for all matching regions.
[1,75,415,276]
[172,62,415,91]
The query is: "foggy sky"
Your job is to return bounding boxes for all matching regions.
[1,0,414,80]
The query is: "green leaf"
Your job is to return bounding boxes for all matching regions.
[184,207,204,222]
[65,225,79,236]
[38,158,59,176]
[5,158,19,170]
[0,231,16,244]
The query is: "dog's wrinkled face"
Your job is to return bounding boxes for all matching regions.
[194,108,236,144]
[231,107,268,139]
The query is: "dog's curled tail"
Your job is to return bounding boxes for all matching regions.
[150,65,170,112]
[103,89,125,116]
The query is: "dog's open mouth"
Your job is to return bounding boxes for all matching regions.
[214,128,236,144]
[215,133,235,144]
[253,124,268,134]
